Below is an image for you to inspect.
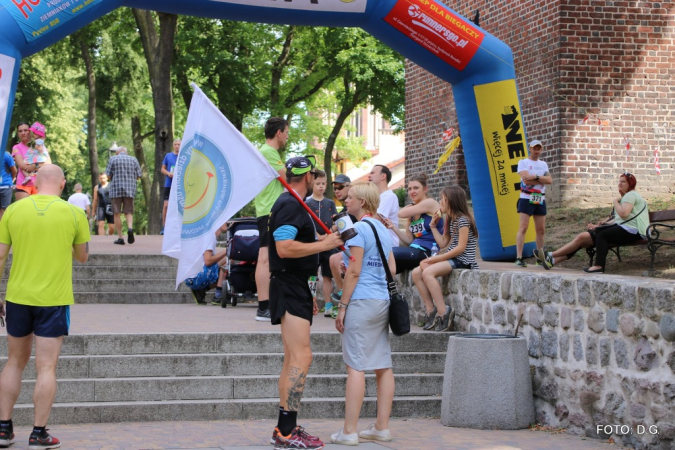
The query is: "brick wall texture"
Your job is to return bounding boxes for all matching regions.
[406,0,675,206]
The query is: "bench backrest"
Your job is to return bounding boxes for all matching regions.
[649,209,675,223]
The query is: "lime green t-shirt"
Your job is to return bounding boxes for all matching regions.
[254,143,284,217]
[0,195,91,307]
[616,190,650,236]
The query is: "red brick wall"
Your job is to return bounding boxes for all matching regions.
[406,0,674,206]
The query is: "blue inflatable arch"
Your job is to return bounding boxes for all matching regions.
[0,0,537,260]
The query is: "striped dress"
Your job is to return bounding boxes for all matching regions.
[445,216,479,269]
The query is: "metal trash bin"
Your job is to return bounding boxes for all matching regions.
[441,333,534,429]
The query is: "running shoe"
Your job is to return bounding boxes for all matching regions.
[532,248,552,270]
[331,307,339,319]
[514,258,527,267]
[113,238,125,245]
[28,430,60,449]
[270,427,279,445]
[191,289,207,305]
[323,303,334,317]
[359,424,392,442]
[330,428,358,445]
[0,425,15,448]
[434,307,455,332]
[274,426,324,449]
[127,229,135,244]
[422,307,438,330]
[256,308,271,322]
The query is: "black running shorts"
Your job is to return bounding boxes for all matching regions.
[269,272,313,326]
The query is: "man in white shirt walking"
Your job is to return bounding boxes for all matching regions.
[67,183,91,218]
[515,140,553,267]
[368,164,400,246]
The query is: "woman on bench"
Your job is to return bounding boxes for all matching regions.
[534,173,649,273]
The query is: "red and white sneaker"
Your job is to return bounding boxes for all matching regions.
[28,430,60,449]
[0,426,15,448]
[270,427,279,444]
[273,426,324,449]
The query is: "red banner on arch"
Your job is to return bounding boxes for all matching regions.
[384,0,484,71]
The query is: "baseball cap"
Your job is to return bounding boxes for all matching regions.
[30,122,46,138]
[529,140,543,148]
[332,174,351,184]
[286,155,316,176]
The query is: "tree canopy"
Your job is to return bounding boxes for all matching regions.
[8,10,405,233]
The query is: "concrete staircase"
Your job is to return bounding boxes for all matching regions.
[2,254,192,304]
[0,252,447,425]
[0,332,446,425]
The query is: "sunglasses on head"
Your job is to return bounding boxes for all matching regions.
[623,172,633,179]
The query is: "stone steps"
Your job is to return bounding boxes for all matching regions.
[0,352,446,378]
[1,279,188,293]
[11,396,441,425]
[16,373,443,403]
[72,292,193,304]
[0,332,448,425]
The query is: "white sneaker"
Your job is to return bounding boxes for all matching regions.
[359,423,392,442]
[330,428,358,446]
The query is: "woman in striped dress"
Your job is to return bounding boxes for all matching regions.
[412,185,479,332]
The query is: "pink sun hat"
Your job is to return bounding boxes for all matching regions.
[29,122,46,138]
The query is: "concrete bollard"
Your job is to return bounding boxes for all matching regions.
[441,334,534,430]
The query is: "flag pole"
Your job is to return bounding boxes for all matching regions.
[276,176,355,262]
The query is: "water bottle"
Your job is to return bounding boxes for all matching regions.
[431,243,439,256]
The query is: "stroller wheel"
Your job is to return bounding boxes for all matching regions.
[220,289,229,308]
[231,294,237,307]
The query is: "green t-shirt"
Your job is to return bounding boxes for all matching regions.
[254,143,284,217]
[616,190,650,236]
[0,195,91,307]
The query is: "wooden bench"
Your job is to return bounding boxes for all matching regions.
[586,209,675,273]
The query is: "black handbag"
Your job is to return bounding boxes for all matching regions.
[364,220,410,336]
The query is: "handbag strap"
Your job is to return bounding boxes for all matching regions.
[618,204,646,227]
[363,219,398,295]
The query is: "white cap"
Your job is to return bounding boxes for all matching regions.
[529,139,543,148]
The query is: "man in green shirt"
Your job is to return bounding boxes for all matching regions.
[254,117,289,321]
[0,165,90,449]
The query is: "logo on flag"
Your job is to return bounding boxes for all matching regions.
[175,134,233,239]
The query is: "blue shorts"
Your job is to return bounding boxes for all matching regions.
[5,302,70,338]
[448,258,472,269]
[517,198,547,216]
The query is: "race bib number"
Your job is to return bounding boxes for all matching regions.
[530,193,543,205]
[409,217,425,237]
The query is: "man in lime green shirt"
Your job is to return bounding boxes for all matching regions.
[0,165,90,449]
[254,117,288,322]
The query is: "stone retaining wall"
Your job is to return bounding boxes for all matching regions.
[396,270,675,449]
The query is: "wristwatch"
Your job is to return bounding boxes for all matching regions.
[535,175,540,181]
[338,302,349,309]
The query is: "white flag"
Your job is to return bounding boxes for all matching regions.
[162,84,279,288]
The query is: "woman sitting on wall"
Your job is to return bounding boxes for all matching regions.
[534,172,649,273]
[383,173,443,274]
[412,186,479,332]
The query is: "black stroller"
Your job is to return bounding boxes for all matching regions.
[221,217,259,308]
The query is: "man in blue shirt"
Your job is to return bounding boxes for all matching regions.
[0,151,17,221]
[160,138,180,234]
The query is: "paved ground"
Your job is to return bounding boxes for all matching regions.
[5,418,615,450]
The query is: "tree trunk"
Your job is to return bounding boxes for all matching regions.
[323,81,363,199]
[131,116,151,206]
[133,9,178,234]
[79,41,99,191]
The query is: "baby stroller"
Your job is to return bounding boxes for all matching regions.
[221,217,259,308]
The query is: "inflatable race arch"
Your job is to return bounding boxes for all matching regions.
[0,0,537,260]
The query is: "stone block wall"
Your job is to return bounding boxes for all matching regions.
[397,270,675,449]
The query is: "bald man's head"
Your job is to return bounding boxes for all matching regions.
[35,165,66,195]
